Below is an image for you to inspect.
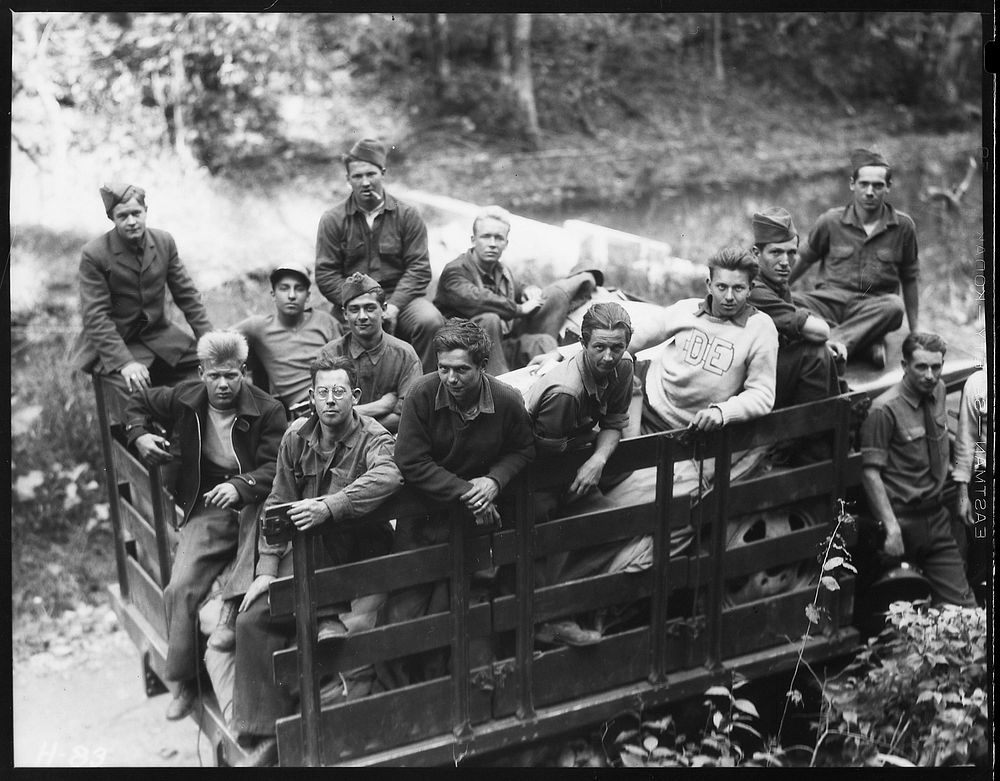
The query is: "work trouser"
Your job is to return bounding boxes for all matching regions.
[395,297,447,374]
[894,502,977,608]
[163,500,240,682]
[792,287,904,358]
[231,552,382,740]
[774,340,840,409]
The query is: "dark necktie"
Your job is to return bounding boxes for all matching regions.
[923,397,943,483]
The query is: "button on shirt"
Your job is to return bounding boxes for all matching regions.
[526,351,634,454]
[797,202,919,296]
[861,379,949,507]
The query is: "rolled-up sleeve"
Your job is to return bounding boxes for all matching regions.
[860,405,893,470]
[531,388,579,454]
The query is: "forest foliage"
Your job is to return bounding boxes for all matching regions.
[13,11,984,175]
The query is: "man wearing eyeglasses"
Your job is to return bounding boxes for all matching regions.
[787,148,919,369]
[125,330,287,723]
[230,354,403,766]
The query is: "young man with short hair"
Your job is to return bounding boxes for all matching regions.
[231,262,341,412]
[73,183,213,395]
[860,332,976,607]
[748,206,842,409]
[378,318,535,687]
[231,355,403,766]
[317,272,422,434]
[434,205,600,374]
[315,138,445,372]
[124,330,287,721]
[788,148,919,368]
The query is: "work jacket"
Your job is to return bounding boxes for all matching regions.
[124,379,287,525]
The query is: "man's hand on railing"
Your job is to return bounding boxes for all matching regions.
[567,454,606,500]
[119,360,151,392]
[689,405,724,432]
[240,574,276,612]
[472,503,501,527]
[289,498,333,530]
[461,476,500,515]
[135,433,173,466]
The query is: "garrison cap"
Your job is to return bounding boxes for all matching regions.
[100,183,146,217]
[850,148,889,171]
[341,272,383,305]
[752,207,798,245]
[344,138,388,170]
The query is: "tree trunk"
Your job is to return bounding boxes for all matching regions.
[169,43,196,168]
[712,13,724,85]
[428,13,451,99]
[493,14,512,87]
[511,14,541,149]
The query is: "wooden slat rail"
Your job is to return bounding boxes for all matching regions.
[93,374,130,600]
[272,387,884,765]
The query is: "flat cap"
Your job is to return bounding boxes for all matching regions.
[341,272,383,305]
[345,138,388,170]
[752,207,797,246]
[100,183,146,217]
[269,262,311,288]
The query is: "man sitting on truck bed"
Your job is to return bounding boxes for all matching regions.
[231,355,403,767]
[317,273,422,434]
[230,261,341,416]
[860,332,977,607]
[125,330,287,722]
[72,183,214,399]
[378,318,535,688]
[524,301,635,646]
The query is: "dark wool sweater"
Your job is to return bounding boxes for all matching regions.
[395,373,535,504]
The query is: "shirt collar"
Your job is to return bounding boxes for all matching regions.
[898,377,936,409]
[433,374,495,417]
[298,409,363,451]
[575,352,608,398]
[695,295,752,327]
[346,191,397,215]
[346,331,387,363]
[842,201,899,231]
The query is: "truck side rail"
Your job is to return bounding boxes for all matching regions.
[270,392,873,765]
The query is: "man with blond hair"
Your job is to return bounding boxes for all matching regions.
[434,205,601,374]
[125,330,287,721]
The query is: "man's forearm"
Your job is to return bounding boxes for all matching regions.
[861,466,899,533]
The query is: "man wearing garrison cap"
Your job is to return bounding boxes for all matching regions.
[787,148,919,369]
[315,138,446,374]
[749,207,843,412]
[316,272,421,434]
[72,183,213,396]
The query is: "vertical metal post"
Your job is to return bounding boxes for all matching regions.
[292,529,324,766]
[649,434,675,683]
[450,507,473,738]
[704,429,731,673]
[147,466,174,587]
[93,375,130,600]
[514,478,536,720]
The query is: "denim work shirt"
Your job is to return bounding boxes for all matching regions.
[797,201,919,297]
[257,411,403,576]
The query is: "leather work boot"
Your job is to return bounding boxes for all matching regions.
[165,680,196,721]
[234,736,279,768]
[535,619,602,647]
[207,598,238,652]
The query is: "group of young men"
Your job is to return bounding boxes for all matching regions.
[74,140,986,766]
